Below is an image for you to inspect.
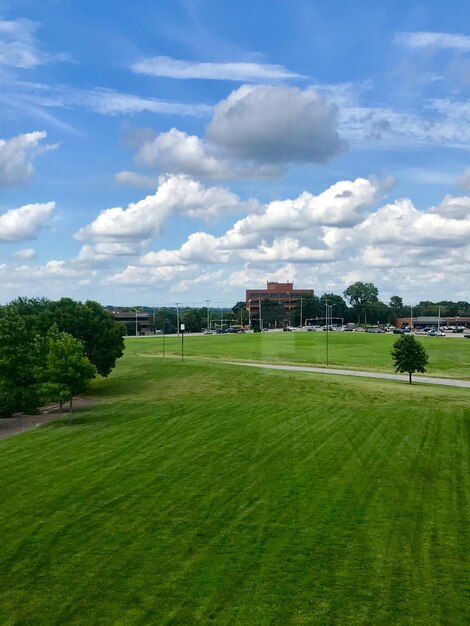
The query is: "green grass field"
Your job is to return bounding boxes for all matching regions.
[129,331,470,380]
[0,345,469,624]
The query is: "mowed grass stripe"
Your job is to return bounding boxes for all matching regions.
[0,357,469,624]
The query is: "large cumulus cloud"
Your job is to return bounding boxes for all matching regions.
[206,85,347,163]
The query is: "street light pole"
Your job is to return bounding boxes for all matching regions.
[180,323,185,361]
[300,297,303,330]
[206,299,210,331]
[259,298,263,331]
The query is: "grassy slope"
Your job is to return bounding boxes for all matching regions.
[129,332,470,380]
[0,351,469,624]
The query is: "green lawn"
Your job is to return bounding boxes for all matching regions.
[0,348,469,624]
[128,331,470,380]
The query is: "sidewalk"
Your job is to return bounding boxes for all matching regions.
[223,362,470,388]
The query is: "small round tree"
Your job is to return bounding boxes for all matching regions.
[391,334,429,384]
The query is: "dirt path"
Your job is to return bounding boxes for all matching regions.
[0,398,98,441]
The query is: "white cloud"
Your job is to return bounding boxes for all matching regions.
[131,56,303,81]
[77,242,143,264]
[429,194,470,219]
[74,88,211,117]
[0,131,55,186]
[0,201,55,242]
[115,171,156,188]
[123,127,285,181]
[395,31,470,51]
[220,177,380,249]
[7,84,211,119]
[12,247,36,259]
[134,128,232,179]
[75,175,241,242]
[129,179,470,304]
[316,83,470,149]
[104,263,187,285]
[0,18,69,68]
[207,85,347,163]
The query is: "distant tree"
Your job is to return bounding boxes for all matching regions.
[259,300,286,328]
[391,334,429,384]
[232,301,247,315]
[42,330,97,412]
[231,301,250,326]
[181,308,203,333]
[319,294,350,323]
[344,282,379,323]
[389,295,404,319]
[292,295,323,326]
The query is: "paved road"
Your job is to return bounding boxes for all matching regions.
[223,361,470,388]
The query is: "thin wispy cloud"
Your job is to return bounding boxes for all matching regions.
[0,18,70,68]
[395,31,470,51]
[131,56,304,81]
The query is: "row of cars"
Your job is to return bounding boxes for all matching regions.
[203,327,246,335]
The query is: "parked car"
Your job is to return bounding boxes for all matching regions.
[393,329,404,334]
[283,327,292,332]
[306,326,316,332]
[237,329,246,333]
[464,334,470,339]
[215,328,225,334]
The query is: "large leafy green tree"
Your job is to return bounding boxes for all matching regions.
[42,330,97,412]
[0,306,44,416]
[343,282,379,323]
[8,297,124,377]
[391,334,429,384]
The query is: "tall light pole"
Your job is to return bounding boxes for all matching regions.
[410,305,413,332]
[300,297,303,330]
[259,298,263,331]
[438,305,441,332]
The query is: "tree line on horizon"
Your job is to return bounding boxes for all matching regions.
[0,298,125,417]
[114,282,470,333]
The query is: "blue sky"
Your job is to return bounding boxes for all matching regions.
[1,0,470,308]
